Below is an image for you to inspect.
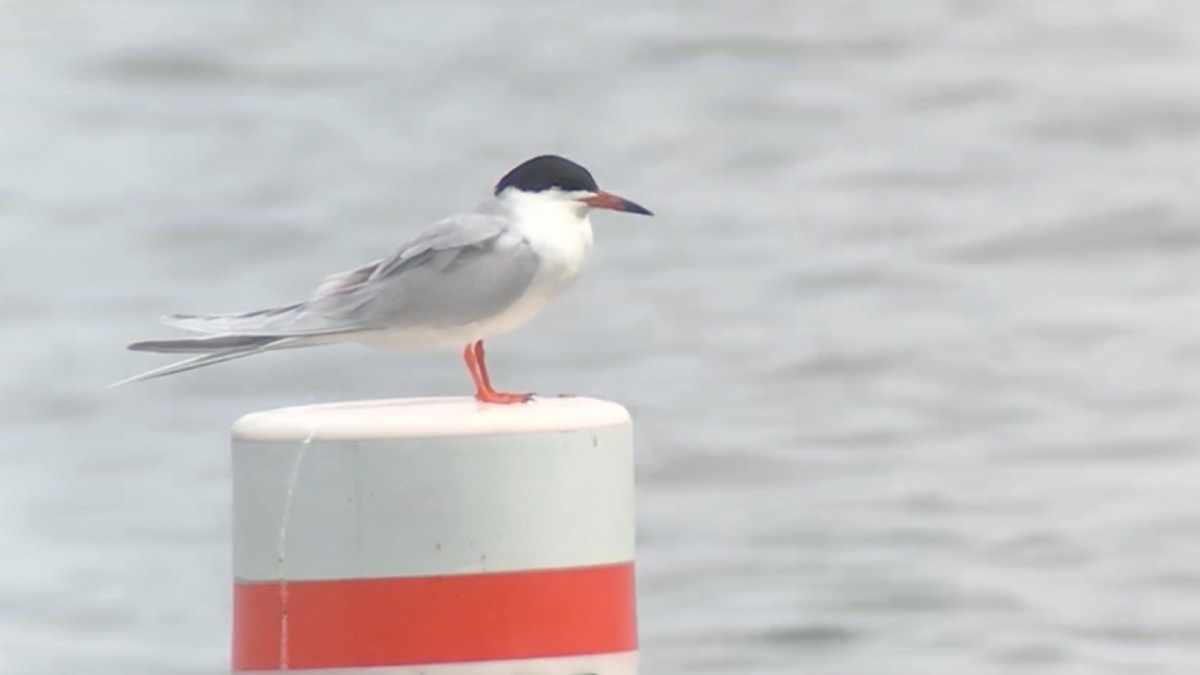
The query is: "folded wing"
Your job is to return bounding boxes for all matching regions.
[159,210,539,337]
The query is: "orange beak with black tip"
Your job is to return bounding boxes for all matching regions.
[581,191,654,216]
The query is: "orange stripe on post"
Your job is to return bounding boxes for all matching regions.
[233,562,637,671]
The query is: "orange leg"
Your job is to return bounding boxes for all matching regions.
[463,344,486,397]
[463,341,532,404]
[472,340,493,391]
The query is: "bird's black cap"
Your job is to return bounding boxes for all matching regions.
[494,155,599,195]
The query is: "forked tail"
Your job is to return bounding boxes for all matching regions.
[111,334,300,387]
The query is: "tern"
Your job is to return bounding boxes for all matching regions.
[116,154,653,403]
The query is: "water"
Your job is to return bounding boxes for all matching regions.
[4,0,1200,673]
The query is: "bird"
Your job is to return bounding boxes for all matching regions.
[114,154,653,403]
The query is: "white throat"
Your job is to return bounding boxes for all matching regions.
[500,188,594,292]
[502,188,595,251]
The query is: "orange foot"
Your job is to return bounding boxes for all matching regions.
[475,390,535,405]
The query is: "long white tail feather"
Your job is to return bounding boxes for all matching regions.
[111,337,304,387]
[128,334,281,353]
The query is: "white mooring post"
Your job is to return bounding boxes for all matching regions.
[229,397,637,674]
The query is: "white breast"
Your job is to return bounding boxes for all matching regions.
[435,209,590,346]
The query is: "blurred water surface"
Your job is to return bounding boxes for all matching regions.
[3,0,1200,673]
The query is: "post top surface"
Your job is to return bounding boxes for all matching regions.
[232,396,630,442]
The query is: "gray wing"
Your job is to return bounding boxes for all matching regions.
[164,208,540,335]
[317,211,541,330]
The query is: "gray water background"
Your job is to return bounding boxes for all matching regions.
[4,0,1200,673]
